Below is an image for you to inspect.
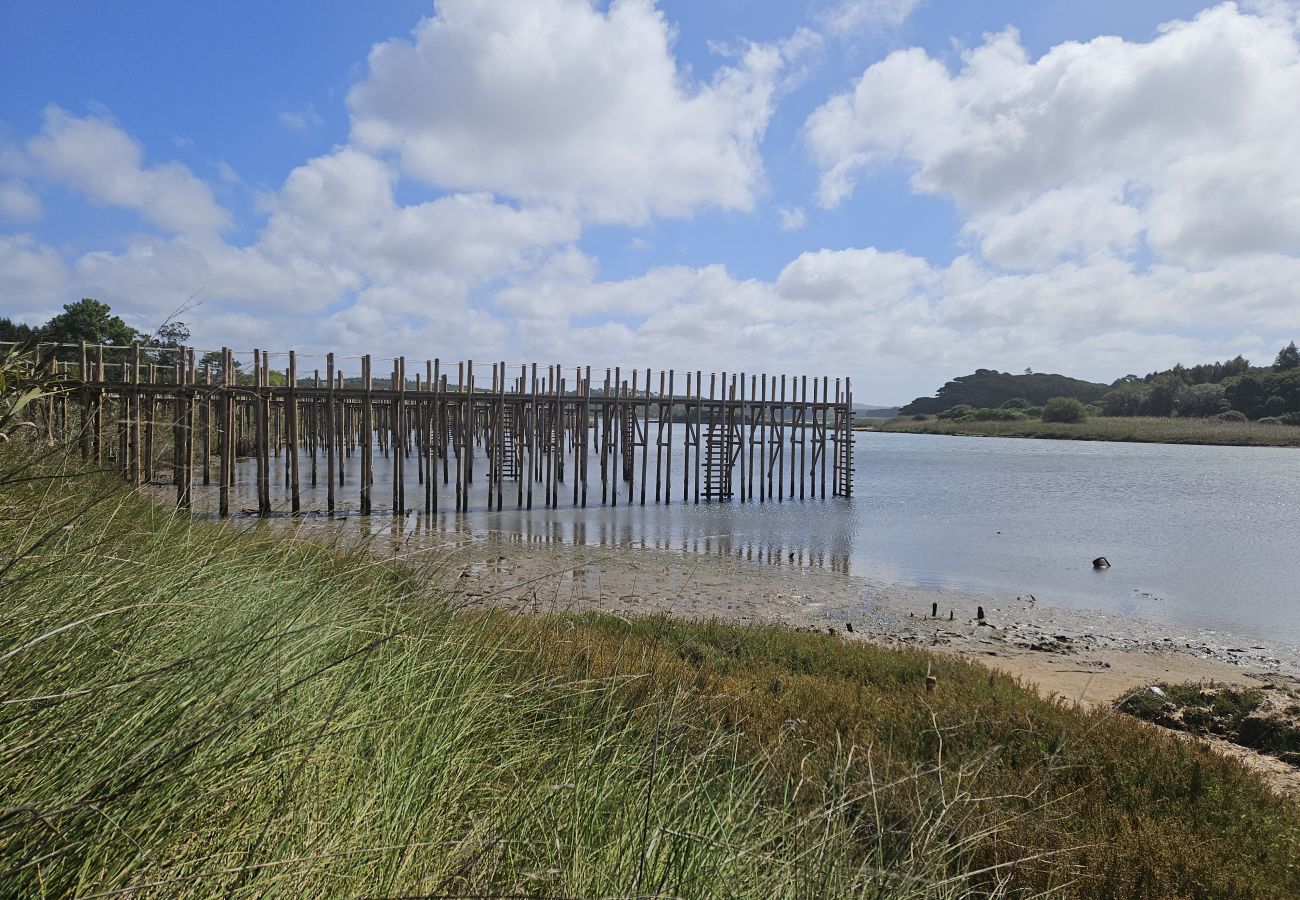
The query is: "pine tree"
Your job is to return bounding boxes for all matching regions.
[1275,341,1300,371]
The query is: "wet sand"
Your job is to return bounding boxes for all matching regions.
[340,518,1300,705]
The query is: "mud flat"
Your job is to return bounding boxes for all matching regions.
[331,518,1300,704]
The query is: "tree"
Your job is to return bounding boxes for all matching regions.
[42,299,141,349]
[198,350,243,384]
[1142,374,1183,417]
[0,318,36,344]
[1173,382,1228,418]
[1275,341,1299,371]
[1041,396,1086,423]
[1224,374,1266,419]
[1100,384,1148,417]
[149,321,191,367]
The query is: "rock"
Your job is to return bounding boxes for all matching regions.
[1093,556,1111,569]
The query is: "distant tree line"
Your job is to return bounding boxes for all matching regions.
[1,298,190,367]
[902,341,1300,425]
[1099,343,1300,422]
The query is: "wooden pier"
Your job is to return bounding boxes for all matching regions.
[14,342,855,515]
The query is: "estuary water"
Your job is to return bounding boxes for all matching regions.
[213,431,1300,649]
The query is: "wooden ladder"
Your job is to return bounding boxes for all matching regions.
[701,415,733,500]
[496,405,519,480]
[621,410,637,482]
[833,407,854,497]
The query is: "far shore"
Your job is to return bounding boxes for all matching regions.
[862,414,1300,447]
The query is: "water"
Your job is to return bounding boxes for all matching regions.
[203,431,1300,648]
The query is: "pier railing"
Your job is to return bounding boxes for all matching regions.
[7,341,855,515]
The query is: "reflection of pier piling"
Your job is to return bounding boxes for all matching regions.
[14,342,854,516]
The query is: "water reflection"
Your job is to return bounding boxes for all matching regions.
[187,438,857,574]
[176,431,1300,647]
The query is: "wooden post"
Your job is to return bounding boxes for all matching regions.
[528,363,537,510]
[664,370,674,505]
[94,344,105,463]
[361,355,373,515]
[431,359,441,514]
[463,359,474,512]
[326,353,336,514]
[777,374,786,501]
[800,374,808,501]
[816,371,826,499]
[288,351,301,513]
[130,342,142,485]
[694,369,702,504]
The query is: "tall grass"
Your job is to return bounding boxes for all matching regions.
[0,444,1031,898]
[875,415,1300,447]
[2,441,1298,897]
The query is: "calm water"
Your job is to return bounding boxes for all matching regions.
[210,431,1300,648]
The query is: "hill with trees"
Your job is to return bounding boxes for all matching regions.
[898,342,1300,431]
[900,369,1110,415]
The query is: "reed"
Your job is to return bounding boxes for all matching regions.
[874,415,1300,447]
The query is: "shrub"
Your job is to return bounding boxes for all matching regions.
[1000,397,1031,409]
[1174,382,1229,418]
[1281,412,1300,426]
[1024,406,1043,418]
[1216,410,1247,422]
[937,404,974,420]
[1101,385,1148,417]
[910,413,928,421]
[1258,416,1283,426]
[1041,396,1086,423]
[971,407,1025,421]
[1263,395,1287,417]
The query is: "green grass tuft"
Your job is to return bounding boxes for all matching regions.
[2,441,1298,897]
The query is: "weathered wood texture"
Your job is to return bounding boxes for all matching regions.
[11,343,854,515]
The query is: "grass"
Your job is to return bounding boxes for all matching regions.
[869,415,1300,447]
[2,441,1299,897]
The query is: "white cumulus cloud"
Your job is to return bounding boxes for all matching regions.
[0,181,42,222]
[347,0,786,224]
[819,0,924,36]
[26,106,230,235]
[804,3,1300,268]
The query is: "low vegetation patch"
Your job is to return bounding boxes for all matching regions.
[1119,683,1300,765]
[2,443,1298,897]
[872,414,1300,447]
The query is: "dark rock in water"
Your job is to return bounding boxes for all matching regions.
[845,622,854,633]
[1093,556,1111,569]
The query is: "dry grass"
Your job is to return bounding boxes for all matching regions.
[872,415,1300,447]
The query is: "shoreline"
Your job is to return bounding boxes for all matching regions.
[315,514,1300,705]
[160,487,1300,794]
[865,417,1300,448]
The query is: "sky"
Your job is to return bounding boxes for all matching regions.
[2,0,1299,403]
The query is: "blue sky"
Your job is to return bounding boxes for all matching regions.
[2,1,1298,402]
